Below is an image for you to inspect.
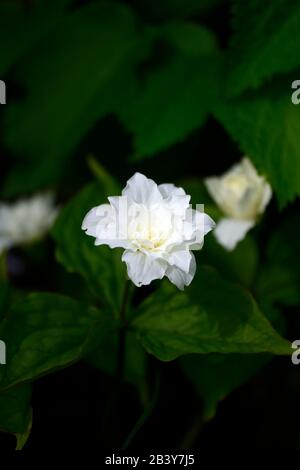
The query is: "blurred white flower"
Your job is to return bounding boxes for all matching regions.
[0,193,58,253]
[205,157,272,250]
[82,173,215,290]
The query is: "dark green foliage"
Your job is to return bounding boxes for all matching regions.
[1,0,299,450]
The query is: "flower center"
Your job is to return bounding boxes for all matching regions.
[224,174,249,198]
[127,205,173,252]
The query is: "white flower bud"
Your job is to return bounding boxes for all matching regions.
[204,158,272,250]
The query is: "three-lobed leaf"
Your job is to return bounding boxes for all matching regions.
[214,89,300,206]
[181,353,270,421]
[227,0,300,97]
[0,384,31,436]
[132,266,290,360]
[0,0,72,76]
[118,22,221,160]
[201,235,258,288]
[180,303,285,420]
[0,293,117,391]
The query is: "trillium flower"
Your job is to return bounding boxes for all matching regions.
[82,173,215,290]
[0,193,58,254]
[204,157,272,251]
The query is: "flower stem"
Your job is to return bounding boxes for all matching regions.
[116,281,130,385]
[121,370,161,450]
[179,409,203,449]
[119,280,130,325]
[102,281,131,445]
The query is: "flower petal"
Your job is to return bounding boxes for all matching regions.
[158,183,186,198]
[82,203,130,250]
[241,157,260,181]
[122,250,167,287]
[159,183,191,217]
[81,204,112,237]
[122,173,163,205]
[214,217,255,251]
[193,210,216,236]
[204,176,224,208]
[183,209,215,248]
[167,249,192,273]
[166,253,196,290]
[258,182,272,214]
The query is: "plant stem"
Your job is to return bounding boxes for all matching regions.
[179,409,203,449]
[117,280,131,381]
[119,280,130,325]
[102,281,131,445]
[121,371,161,450]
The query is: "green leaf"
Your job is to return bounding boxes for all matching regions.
[227,0,300,97]
[258,266,300,307]
[0,293,116,390]
[87,332,146,386]
[52,182,126,316]
[161,21,218,56]
[201,235,259,288]
[0,0,72,75]
[118,22,221,160]
[180,303,285,420]
[3,2,142,195]
[133,266,290,361]
[181,353,270,420]
[214,89,300,206]
[15,408,32,451]
[0,384,31,436]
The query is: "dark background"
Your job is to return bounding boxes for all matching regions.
[1,0,300,452]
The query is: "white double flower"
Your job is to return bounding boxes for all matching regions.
[0,193,58,254]
[205,157,272,250]
[82,173,215,290]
